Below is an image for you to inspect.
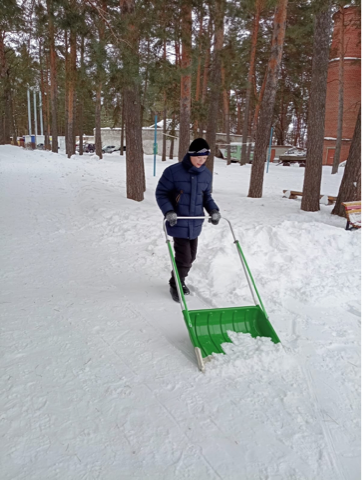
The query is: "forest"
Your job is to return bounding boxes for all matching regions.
[0,0,360,209]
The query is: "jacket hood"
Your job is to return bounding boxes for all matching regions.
[182,154,206,175]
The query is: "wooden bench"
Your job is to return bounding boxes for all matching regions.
[342,201,361,230]
[283,190,337,205]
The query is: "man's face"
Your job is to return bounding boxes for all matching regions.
[190,155,208,168]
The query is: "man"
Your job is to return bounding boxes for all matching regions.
[156,138,221,302]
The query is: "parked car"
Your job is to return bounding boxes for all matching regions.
[37,143,45,150]
[112,146,126,153]
[102,145,116,153]
[84,143,95,153]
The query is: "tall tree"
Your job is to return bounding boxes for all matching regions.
[248,0,288,198]
[301,3,332,212]
[178,0,192,161]
[240,0,264,165]
[205,0,225,177]
[46,0,58,153]
[331,5,345,174]
[120,0,145,201]
[332,107,361,216]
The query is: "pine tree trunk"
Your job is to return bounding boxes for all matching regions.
[162,101,167,161]
[169,113,176,159]
[124,85,144,201]
[162,40,167,162]
[205,0,225,177]
[332,107,361,216]
[120,94,124,156]
[332,7,345,175]
[64,31,70,155]
[221,65,231,164]
[248,0,288,197]
[241,1,262,165]
[47,0,58,153]
[67,29,76,158]
[78,35,84,156]
[0,31,11,144]
[95,83,102,158]
[198,14,212,137]
[301,5,332,212]
[45,57,51,150]
[40,42,50,150]
[193,12,204,137]
[178,1,192,161]
[121,0,145,200]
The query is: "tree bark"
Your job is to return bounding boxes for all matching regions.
[95,83,102,158]
[64,31,69,155]
[121,0,145,201]
[162,40,167,161]
[120,93,124,156]
[241,0,262,165]
[169,113,176,159]
[40,41,50,150]
[193,11,204,137]
[205,0,225,177]
[178,0,192,161]
[332,6,345,175]
[67,28,77,158]
[78,35,85,156]
[332,107,361,216]
[301,5,332,212]
[124,85,144,201]
[0,31,11,144]
[248,0,288,197]
[221,65,231,165]
[45,56,51,150]
[46,0,58,153]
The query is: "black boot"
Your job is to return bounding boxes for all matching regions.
[169,284,179,303]
[181,281,190,295]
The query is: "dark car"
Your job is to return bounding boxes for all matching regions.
[84,143,95,153]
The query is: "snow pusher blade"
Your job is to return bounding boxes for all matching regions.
[164,217,280,371]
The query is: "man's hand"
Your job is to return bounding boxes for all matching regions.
[166,211,177,227]
[209,210,221,225]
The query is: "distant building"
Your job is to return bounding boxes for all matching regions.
[323,6,361,165]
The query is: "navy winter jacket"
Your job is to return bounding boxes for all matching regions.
[156,154,219,239]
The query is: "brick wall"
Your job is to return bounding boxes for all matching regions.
[323,6,361,165]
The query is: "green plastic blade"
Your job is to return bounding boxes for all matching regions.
[183,305,280,358]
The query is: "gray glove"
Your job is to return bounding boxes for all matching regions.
[209,210,221,225]
[166,211,177,227]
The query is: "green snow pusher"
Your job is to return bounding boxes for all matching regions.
[164,216,280,371]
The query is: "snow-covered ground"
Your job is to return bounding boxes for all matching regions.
[0,145,360,479]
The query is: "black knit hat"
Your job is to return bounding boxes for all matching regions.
[188,138,210,156]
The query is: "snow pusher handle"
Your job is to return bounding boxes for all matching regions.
[163,216,267,319]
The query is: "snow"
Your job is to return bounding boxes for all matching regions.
[0,145,360,479]
[329,57,361,63]
[324,137,352,141]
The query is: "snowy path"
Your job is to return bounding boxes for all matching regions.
[0,146,360,479]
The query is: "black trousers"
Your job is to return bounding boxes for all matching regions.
[169,237,198,286]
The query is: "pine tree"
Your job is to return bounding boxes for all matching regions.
[248,0,288,198]
[301,2,332,212]
[205,0,225,177]
[178,0,192,161]
[332,107,361,216]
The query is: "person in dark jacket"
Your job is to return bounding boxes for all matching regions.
[156,138,221,302]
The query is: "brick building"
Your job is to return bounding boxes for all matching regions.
[323,6,361,165]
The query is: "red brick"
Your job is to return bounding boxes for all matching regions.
[323,6,361,165]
